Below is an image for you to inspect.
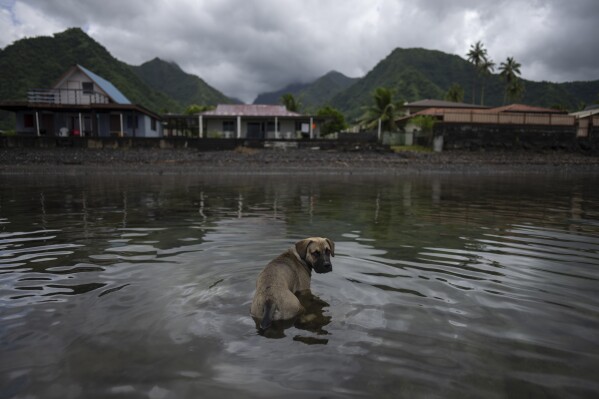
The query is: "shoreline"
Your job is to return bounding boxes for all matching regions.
[1,147,599,176]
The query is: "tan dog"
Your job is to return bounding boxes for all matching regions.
[250,237,334,330]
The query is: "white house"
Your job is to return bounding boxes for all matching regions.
[0,65,162,138]
[164,104,324,139]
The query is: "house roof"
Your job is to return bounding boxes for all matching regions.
[396,103,569,123]
[78,65,131,105]
[54,65,131,105]
[200,104,303,117]
[569,107,599,119]
[405,99,488,109]
[487,104,565,114]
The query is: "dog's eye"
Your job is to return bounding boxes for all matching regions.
[313,250,320,257]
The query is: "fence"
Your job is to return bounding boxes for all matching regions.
[443,111,575,126]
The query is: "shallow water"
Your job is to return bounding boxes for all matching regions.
[1,173,598,398]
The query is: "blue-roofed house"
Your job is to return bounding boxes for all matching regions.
[0,65,162,137]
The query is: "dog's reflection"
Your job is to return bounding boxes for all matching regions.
[254,290,331,344]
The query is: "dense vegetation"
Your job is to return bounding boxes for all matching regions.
[326,48,599,122]
[131,58,234,108]
[253,71,358,110]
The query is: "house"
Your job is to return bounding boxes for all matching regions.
[398,102,573,129]
[163,104,325,139]
[0,65,162,137]
[396,100,579,151]
[570,104,599,137]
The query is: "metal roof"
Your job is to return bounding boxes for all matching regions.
[200,104,303,117]
[405,99,488,109]
[488,104,565,114]
[77,65,131,105]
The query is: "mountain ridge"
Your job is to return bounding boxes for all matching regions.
[1,28,598,131]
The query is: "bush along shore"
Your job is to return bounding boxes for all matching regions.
[1,147,599,175]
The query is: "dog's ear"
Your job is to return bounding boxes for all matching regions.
[295,239,312,260]
[325,238,335,257]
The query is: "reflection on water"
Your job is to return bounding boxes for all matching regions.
[1,173,599,398]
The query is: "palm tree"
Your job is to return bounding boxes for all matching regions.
[506,80,525,103]
[361,87,402,132]
[281,93,300,112]
[445,83,464,103]
[499,56,522,104]
[479,58,495,106]
[466,41,488,104]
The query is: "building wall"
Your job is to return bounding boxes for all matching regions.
[203,117,318,138]
[13,110,161,138]
[436,123,578,151]
[55,70,108,105]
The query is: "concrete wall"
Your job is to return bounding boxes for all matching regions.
[436,123,579,151]
[0,135,383,152]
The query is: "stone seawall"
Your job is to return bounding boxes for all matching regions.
[434,123,599,154]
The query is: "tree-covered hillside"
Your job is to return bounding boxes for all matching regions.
[131,58,234,107]
[328,48,599,122]
[253,71,357,110]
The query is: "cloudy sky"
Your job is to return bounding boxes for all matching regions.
[1,0,598,102]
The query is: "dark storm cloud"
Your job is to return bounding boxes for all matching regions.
[2,0,598,102]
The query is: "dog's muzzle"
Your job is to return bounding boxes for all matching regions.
[314,262,332,274]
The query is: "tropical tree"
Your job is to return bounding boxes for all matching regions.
[498,56,522,104]
[479,58,495,105]
[281,93,301,112]
[506,79,525,103]
[185,104,214,114]
[316,105,347,136]
[445,83,465,103]
[466,41,488,104]
[360,87,403,132]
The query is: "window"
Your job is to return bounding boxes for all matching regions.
[82,82,94,94]
[151,118,156,131]
[266,121,280,132]
[127,115,138,129]
[223,120,235,132]
[24,114,34,128]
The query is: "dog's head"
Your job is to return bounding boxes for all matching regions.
[295,237,334,274]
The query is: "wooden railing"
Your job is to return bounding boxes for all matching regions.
[28,88,110,105]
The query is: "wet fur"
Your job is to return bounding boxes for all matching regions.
[250,237,334,329]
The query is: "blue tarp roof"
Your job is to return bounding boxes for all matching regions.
[78,65,131,105]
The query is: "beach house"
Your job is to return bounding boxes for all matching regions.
[0,65,162,137]
[163,104,324,139]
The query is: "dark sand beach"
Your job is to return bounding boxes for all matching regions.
[1,147,598,175]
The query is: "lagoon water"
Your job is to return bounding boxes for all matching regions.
[1,173,599,398]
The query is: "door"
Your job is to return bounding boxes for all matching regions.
[247,122,263,139]
[41,114,54,136]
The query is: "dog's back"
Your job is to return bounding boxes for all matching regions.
[250,238,334,330]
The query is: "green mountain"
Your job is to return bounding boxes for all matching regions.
[0,28,234,129]
[253,71,358,110]
[253,82,310,105]
[329,47,599,122]
[131,57,234,107]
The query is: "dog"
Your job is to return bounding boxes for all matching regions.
[250,237,334,330]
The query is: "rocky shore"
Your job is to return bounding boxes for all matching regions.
[1,147,598,175]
